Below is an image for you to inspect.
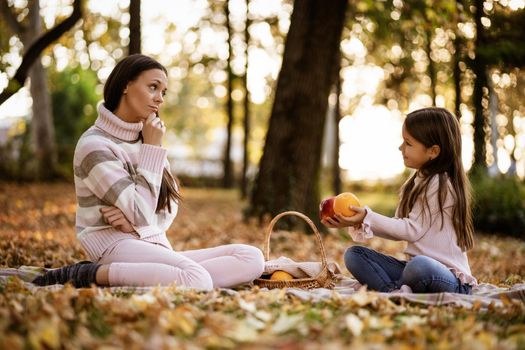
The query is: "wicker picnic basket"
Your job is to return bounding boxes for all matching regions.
[253,211,337,290]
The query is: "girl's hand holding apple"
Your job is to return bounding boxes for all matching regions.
[319,192,366,229]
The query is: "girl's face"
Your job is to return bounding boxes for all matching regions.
[399,124,439,170]
[115,68,168,123]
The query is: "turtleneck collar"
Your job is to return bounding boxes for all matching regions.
[94,103,143,142]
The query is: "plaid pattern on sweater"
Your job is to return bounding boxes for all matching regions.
[73,104,177,261]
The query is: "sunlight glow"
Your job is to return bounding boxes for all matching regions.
[248,0,285,18]
[87,0,129,17]
[458,23,475,40]
[341,37,367,62]
[41,0,72,28]
[508,0,525,10]
[341,65,383,99]
[0,88,32,119]
[339,105,405,181]
[497,147,511,173]
[247,48,280,104]
[140,0,208,55]
[337,102,477,181]
[459,106,475,171]
[1,0,523,181]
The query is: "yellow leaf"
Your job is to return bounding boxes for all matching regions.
[350,286,376,307]
[40,324,60,349]
[226,321,259,342]
[398,315,427,329]
[271,314,303,334]
[28,319,60,350]
[345,313,364,337]
[238,298,257,313]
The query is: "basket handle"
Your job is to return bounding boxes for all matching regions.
[263,211,328,268]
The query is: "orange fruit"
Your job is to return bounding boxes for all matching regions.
[270,270,294,281]
[333,192,361,217]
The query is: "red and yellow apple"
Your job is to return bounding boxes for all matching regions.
[334,192,362,217]
[319,196,336,220]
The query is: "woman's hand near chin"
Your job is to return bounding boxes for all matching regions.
[142,113,166,146]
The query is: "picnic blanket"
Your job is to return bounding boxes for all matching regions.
[287,277,525,309]
[1,266,524,309]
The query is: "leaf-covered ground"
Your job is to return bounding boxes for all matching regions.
[1,182,524,349]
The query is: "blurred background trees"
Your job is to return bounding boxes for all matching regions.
[0,0,82,179]
[0,0,524,236]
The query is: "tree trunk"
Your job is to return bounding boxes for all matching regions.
[472,0,488,171]
[241,0,251,198]
[222,0,234,188]
[487,79,499,176]
[425,27,437,106]
[248,0,348,227]
[333,63,342,196]
[129,0,141,55]
[25,0,56,179]
[453,34,462,119]
[453,0,464,119]
[28,61,56,179]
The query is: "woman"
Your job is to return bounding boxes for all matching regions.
[34,54,264,290]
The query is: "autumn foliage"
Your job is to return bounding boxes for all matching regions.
[1,182,524,348]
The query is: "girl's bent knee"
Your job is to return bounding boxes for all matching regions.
[402,256,433,282]
[344,246,364,274]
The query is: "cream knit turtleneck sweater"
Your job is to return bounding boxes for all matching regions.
[73,103,177,261]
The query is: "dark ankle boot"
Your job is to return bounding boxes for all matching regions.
[32,261,101,288]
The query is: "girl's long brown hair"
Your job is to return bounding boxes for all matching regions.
[104,54,181,213]
[397,107,474,251]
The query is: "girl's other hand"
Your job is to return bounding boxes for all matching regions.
[100,206,136,233]
[142,113,166,146]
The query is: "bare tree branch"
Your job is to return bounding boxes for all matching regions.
[0,0,83,105]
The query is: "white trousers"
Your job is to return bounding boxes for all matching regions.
[98,238,265,290]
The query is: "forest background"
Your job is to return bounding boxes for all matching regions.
[1,0,524,233]
[0,1,525,348]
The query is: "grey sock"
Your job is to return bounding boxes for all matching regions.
[32,261,101,288]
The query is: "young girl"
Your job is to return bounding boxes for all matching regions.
[322,107,476,294]
[33,54,264,290]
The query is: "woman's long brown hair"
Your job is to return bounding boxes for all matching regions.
[104,54,181,213]
[397,107,474,251]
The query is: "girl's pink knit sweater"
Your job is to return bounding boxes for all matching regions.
[349,174,477,285]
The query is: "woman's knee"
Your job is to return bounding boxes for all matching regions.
[182,263,214,290]
[232,244,265,278]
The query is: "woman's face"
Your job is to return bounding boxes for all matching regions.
[115,68,168,123]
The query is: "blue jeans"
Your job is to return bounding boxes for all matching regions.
[344,246,472,294]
